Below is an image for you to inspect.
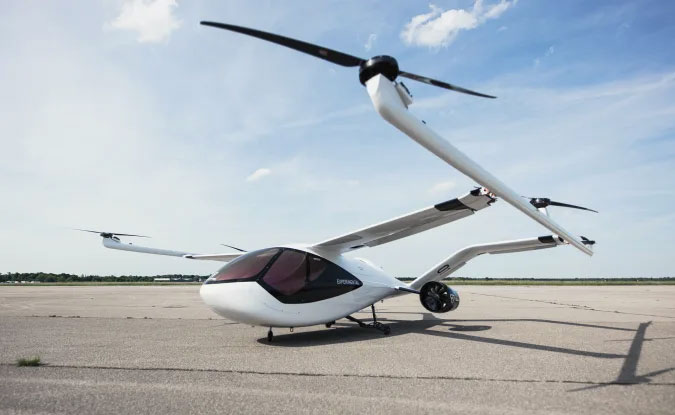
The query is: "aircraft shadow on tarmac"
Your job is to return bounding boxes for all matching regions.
[258,312,674,389]
[568,321,675,391]
[259,312,624,359]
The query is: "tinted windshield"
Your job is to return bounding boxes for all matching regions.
[210,248,279,282]
[263,250,307,296]
[260,249,362,303]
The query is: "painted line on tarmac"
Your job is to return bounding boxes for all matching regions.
[2,363,674,387]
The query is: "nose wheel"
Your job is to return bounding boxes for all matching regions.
[267,328,273,342]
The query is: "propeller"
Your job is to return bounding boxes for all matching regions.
[524,197,598,213]
[580,236,596,246]
[75,229,150,239]
[419,281,459,313]
[200,21,496,99]
[220,244,247,252]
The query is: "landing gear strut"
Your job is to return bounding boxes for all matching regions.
[267,327,273,342]
[346,304,390,335]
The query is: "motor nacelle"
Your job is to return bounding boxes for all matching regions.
[419,281,459,313]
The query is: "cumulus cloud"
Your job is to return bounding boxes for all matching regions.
[246,168,272,182]
[401,0,517,48]
[534,45,555,68]
[108,0,182,43]
[364,33,377,51]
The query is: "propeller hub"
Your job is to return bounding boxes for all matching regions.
[530,198,551,208]
[359,55,399,85]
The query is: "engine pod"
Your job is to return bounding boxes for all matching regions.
[419,281,460,313]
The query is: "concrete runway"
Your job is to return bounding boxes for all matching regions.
[1,285,674,414]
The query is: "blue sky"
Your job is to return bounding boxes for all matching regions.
[1,0,674,278]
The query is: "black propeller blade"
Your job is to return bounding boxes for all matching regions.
[75,229,150,238]
[201,21,364,67]
[398,71,496,99]
[547,200,598,213]
[525,197,598,213]
[200,21,495,98]
[580,236,596,246]
[220,244,247,252]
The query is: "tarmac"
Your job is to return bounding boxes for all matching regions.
[0,285,673,414]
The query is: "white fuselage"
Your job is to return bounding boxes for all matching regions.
[199,245,403,327]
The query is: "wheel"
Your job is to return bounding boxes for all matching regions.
[325,321,334,328]
[267,329,273,342]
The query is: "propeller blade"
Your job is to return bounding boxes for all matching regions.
[74,229,150,238]
[580,236,596,246]
[75,229,103,234]
[220,244,247,252]
[200,21,365,67]
[201,21,495,97]
[548,201,598,213]
[399,71,496,99]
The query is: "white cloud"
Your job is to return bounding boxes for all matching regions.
[108,0,182,43]
[401,0,517,48]
[246,168,272,182]
[534,45,555,68]
[428,180,456,195]
[364,33,377,51]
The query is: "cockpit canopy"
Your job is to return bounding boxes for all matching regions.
[206,248,362,304]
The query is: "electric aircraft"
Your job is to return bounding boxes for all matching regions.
[82,22,596,342]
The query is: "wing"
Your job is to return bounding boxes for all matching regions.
[365,75,593,256]
[102,237,242,262]
[408,235,565,290]
[312,188,496,253]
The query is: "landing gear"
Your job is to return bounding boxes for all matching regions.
[325,321,335,328]
[346,304,390,335]
[267,327,273,342]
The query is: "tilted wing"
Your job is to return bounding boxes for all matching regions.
[312,188,496,253]
[365,75,593,256]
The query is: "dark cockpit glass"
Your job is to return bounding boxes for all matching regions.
[261,250,361,303]
[205,247,362,303]
[210,248,279,282]
[262,249,307,296]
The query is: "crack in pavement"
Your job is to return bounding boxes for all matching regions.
[464,292,675,319]
[2,363,673,387]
